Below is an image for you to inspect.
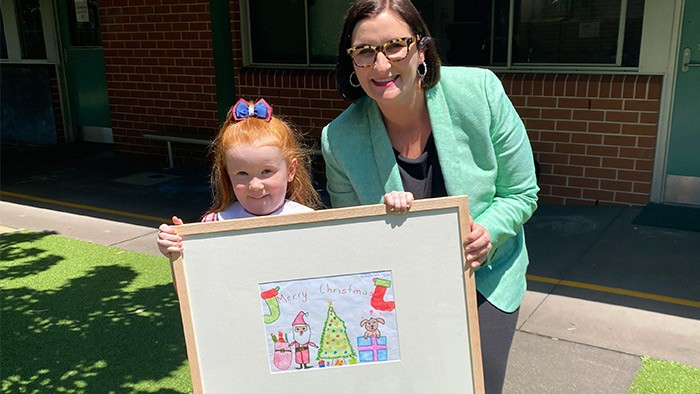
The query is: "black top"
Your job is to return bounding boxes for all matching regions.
[393,133,447,199]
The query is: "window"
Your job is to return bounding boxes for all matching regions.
[425,0,645,68]
[244,0,644,70]
[244,0,354,66]
[16,0,46,59]
[1,0,57,62]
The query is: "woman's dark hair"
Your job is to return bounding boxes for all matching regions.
[336,0,441,102]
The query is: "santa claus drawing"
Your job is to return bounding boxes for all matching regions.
[289,311,317,369]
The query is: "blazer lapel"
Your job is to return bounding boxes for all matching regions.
[366,100,403,200]
[426,84,467,196]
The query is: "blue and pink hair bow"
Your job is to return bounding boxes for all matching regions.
[231,98,273,122]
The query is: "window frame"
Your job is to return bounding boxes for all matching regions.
[0,0,58,64]
[497,0,639,72]
[239,0,335,70]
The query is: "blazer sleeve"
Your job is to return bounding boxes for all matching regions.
[473,71,539,249]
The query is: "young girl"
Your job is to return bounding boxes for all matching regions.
[157,98,323,255]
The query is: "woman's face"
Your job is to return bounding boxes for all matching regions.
[350,11,424,107]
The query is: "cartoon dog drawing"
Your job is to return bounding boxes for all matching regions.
[360,317,385,339]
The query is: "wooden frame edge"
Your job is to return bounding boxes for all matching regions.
[170,254,204,394]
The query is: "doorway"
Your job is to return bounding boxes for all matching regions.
[55,0,112,143]
[664,0,700,206]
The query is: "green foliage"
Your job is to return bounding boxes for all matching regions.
[1,231,192,393]
[627,357,700,394]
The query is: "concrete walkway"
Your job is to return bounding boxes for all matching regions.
[1,143,698,393]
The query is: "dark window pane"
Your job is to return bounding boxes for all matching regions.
[492,0,510,65]
[622,0,645,67]
[68,0,101,46]
[308,0,354,64]
[250,0,306,64]
[16,0,46,59]
[443,0,492,66]
[514,0,622,64]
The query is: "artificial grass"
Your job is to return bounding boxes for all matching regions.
[1,231,192,393]
[627,357,700,394]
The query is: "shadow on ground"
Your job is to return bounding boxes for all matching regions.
[0,231,191,392]
[1,143,212,226]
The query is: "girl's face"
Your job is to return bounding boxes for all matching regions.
[350,11,424,107]
[225,144,297,216]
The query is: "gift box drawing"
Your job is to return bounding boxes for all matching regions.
[357,336,388,362]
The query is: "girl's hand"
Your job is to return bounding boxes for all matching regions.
[383,191,414,213]
[157,216,184,256]
[464,220,492,268]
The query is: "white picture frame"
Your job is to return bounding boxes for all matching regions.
[170,196,483,393]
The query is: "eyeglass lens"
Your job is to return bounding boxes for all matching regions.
[352,38,412,67]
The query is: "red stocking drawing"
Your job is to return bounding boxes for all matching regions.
[370,278,395,312]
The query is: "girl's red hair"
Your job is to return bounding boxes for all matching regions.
[206,102,322,216]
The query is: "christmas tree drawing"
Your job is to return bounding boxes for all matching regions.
[317,302,357,366]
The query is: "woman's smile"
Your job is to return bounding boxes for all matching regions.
[372,75,399,87]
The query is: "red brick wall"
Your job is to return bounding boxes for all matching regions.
[100,0,219,164]
[99,2,662,206]
[234,69,345,140]
[502,74,660,206]
[232,72,661,207]
[228,2,345,139]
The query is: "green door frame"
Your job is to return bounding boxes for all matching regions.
[210,0,236,122]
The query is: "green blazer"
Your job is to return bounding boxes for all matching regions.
[321,67,539,312]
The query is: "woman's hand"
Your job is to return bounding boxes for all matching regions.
[464,220,492,268]
[157,216,184,256]
[383,191,414,213]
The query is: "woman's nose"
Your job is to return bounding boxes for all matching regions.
[373,51,391,71]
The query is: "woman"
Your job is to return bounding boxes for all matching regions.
[321,0,539,392]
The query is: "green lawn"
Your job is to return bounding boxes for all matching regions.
[627,357,700,394]
[1,231,191,393]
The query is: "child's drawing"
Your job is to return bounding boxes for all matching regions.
[289,311,318,369]
[370,277,395,311]
[260,286,281,324]
[317,302,357,364]
[270,331,292,370]
[259,270,400,373]
[357,336,388,363]
[360,317,385,339]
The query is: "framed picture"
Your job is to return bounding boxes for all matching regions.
[170,196,483,393]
